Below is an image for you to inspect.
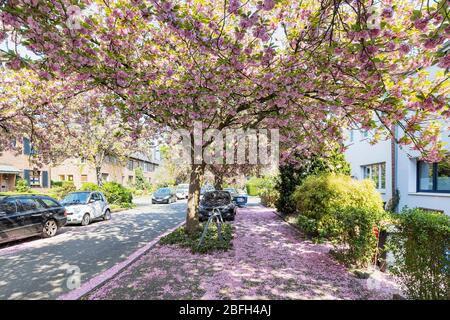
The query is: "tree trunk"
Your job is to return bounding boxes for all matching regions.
[185,163,204,235]
[96,167,102,186]
[214,174,223,191]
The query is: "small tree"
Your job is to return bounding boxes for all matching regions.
[134,167,148,190]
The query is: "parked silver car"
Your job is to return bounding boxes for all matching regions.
[61,191,111,226]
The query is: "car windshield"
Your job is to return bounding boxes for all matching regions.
[176,185,188,191]
[224,188,237,194]
[155,188,171,195]
[201,191,231,206]
[61,192,90,205]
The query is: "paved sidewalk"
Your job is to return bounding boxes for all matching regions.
[86,206,398,300]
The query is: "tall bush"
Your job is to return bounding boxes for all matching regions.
[388,208,450,300]
[293,173,384,240]
[101,181,133,206]
[275,151,350,215]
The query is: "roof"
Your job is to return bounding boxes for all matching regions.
[0,165,21,174]
[129,151,159,164]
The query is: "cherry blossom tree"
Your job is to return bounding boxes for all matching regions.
[0,0,448,234]
[0,69,76,165]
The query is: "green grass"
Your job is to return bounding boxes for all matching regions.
[159,222,233,254]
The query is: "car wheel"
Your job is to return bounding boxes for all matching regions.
[42,219,58,238]
[103,209,111,221]
[81,213,90,226]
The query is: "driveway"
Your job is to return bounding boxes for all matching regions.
[0,197,186,300]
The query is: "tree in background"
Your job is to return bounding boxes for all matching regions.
[152,144,190,187]
[275,149,351,215]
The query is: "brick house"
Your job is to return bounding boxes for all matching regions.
[0,137,51,191]
[0,138,160,191]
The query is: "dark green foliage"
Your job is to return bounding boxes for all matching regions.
[50,180,63,188]
[160,223,233,254]
[388,208,450,300]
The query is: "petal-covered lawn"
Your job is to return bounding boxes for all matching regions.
[86,206,399,300]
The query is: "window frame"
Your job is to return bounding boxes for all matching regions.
[417,160,450,193]
[362,162,386,190]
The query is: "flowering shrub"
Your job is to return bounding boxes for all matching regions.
[293,173,384,240]
[388,208,450,300]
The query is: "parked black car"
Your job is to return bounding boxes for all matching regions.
[152,188,177,204]
[198,191,236,221]
[0,195,67,245]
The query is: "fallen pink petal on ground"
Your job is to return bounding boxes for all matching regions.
[86,206,400,300]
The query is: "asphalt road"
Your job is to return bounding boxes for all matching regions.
[0,197,187,300]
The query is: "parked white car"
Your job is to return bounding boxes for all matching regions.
[61,191,111,226]
[175,184,189,200]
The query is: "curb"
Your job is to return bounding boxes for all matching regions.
[265,206,305,237]
[56,220,186,300]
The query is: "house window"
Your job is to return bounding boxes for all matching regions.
[30,171,41,186]
[67,175,74,181]
[362,163,386,189]
[102,173,109,182]
[127,160,133,170]
[59,175,65,181]
[80,158,87,164]
[417,155,450,192]
[81,175,88,182]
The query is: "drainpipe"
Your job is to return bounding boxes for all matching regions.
[391,124,398,212]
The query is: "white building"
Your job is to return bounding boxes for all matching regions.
[345,127,450,216]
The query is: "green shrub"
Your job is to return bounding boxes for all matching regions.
[275,151,350,215]
[260,188,279,208]
[15,179,30,192]
[332,207,386,267]
[48,181,76,200]
[388,208,450,300]
[79,182,100,191]
[160,222,233,254]
[100,182,133,206]
[293,173,384,240]
[50,180,63,188]
[246,176,275,196]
